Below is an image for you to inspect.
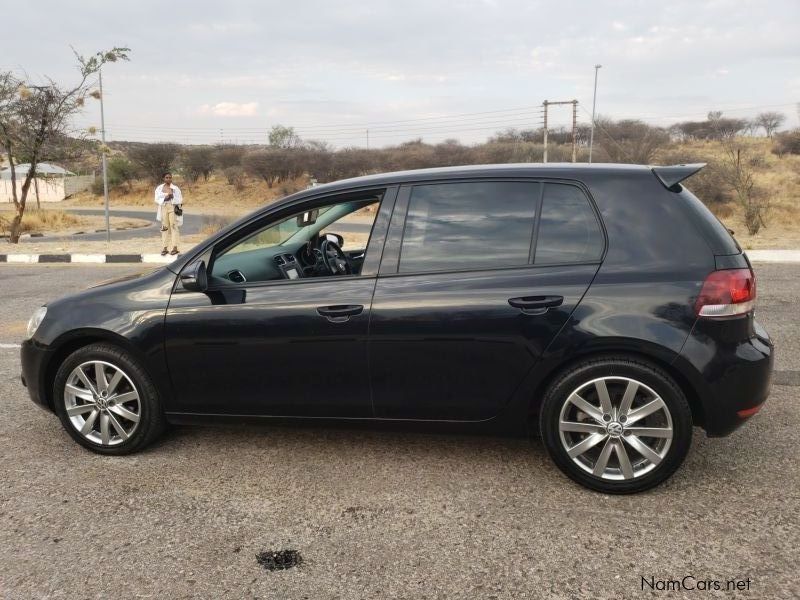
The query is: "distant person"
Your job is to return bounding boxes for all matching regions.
[154,172,183,255]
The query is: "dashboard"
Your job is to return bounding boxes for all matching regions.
[210,233,363,286]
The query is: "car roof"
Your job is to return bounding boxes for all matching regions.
[301,163,653,195]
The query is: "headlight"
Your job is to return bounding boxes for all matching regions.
[26,306,47,339]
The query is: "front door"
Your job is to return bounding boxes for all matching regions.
[163,189,394,417]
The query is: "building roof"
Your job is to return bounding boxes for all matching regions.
[0,162,75,179]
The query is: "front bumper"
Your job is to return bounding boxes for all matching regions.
[677,317,774,437]
[20,339,54,411]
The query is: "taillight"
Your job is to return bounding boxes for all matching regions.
[695,268,756,318]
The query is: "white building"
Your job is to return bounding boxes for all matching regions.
[1,163,94,203]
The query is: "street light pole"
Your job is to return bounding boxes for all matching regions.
[98,68,110,242]
[588,64,601,164]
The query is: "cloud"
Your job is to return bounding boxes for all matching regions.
[196,102,259,117]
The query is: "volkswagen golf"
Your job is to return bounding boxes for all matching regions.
[20,163,774,493]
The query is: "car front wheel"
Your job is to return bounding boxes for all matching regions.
[540,357,693,494]
[53,343,165,454]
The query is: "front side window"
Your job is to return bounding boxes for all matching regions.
[209,195,381,285]
[534,184,604,264]
[399,181,540,274]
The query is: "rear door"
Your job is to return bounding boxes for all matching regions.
[369,180,605,421]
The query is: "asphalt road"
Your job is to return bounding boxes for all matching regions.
[17,209,205,243]
[0,263,797,599]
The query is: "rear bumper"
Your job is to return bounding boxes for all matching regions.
[677,317,773,437]
[20,339,53,411]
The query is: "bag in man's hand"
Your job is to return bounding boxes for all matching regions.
[174,205,183,217]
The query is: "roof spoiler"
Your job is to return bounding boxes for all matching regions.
[652,163,706,189]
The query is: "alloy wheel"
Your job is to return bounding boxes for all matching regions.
[558,376,673,481]
[63,360,141,446]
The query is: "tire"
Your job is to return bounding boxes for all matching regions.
[53,343,165,455]
[539,356,692,494]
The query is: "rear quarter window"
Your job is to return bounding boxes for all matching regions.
[534,183,604,264]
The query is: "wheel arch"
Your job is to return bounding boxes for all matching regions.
[43,329,150,411]
[526,344,705,429]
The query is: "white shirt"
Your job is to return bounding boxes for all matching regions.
[154,183,183,222]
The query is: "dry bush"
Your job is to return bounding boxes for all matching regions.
[128,143,180,183]
[242,149,282,187]
[1,209,81,234]
[215,145,246,169]
[199,214,234,236]
[772,129,800,156]
[594,118,670,163]
[182,146,215,182]
[223,166,247,191]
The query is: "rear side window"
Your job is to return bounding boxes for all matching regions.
[399,181,540,273]
[534,184,603,264]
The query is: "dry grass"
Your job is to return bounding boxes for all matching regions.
[656,138,800,249]
[61,174,308,218]
[0,209,82,234]
[199,214,235,236]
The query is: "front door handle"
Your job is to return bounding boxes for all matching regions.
[316,304,364,322]
[508,295,564,314]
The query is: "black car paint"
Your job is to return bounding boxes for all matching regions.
[21,164,773,436]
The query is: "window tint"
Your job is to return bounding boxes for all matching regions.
[534,184,603,264]
[399,181,540,273]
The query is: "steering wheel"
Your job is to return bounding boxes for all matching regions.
[320,239,352,275]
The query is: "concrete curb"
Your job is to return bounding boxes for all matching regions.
[0,253,177,264]
[0,250,798,265]
[744,250,800,263]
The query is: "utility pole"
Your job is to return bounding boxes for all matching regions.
[589,64,601,163]
[543,99,579,163]
[98,69,110,243]
[572,100,578,162]
[543,100,549,163]
[366,129,369,150]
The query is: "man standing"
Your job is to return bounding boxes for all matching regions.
[154,172,183,256]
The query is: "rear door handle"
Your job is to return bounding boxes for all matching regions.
[316,304,364,322]
[508,295,564,314]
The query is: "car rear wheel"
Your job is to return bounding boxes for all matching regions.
[53,343,165,455]
[540,357,692,494]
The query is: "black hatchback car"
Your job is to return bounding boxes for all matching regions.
[21,163,773,493]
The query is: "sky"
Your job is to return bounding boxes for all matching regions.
[2,0,799,147]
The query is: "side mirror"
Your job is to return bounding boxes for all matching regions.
[180,260,208,292]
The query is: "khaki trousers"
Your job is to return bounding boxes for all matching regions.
[161,204,181,249]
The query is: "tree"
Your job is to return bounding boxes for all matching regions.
[214,144,246,169]
[0,47,130,243]
[593,118,670,163]
[754,112,785,138]
[129,142,180,183]
[182,146,215,182]
[268,125,301,149]
[223,166,246,191]
[242,149,282,187]
[106,156,137,191]
[706,111,748,140]
[719,140,768,235]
